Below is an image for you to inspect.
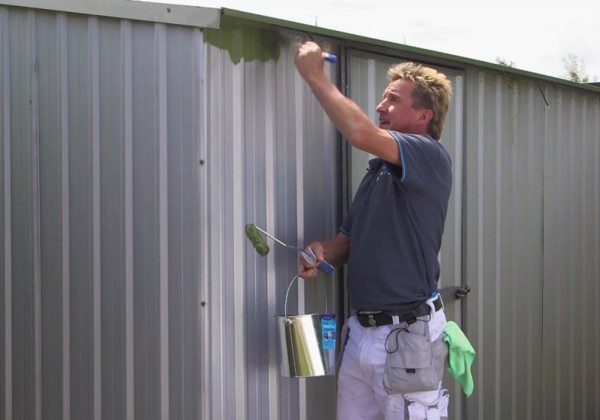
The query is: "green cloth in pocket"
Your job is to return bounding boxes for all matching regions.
[443,321,476,397]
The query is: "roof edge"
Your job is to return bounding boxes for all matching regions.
[1,0,220,28]
[222,8,600,94]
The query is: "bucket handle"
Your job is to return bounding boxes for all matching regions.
[284,275,329,319]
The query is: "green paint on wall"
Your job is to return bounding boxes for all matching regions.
[204,16,281,64]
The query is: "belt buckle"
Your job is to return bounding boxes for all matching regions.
[367,315,376,327]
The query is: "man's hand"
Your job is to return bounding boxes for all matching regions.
[294,41,328,83]
[298,232,349,278]
[298,241,325,279]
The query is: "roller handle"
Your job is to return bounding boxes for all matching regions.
[301,248,335,276]
[317,260,335,275]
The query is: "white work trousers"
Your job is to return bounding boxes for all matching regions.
[337,298,449,420]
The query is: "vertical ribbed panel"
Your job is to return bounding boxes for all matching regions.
[0,6,204,420]
[204,30,340,420]
[542,85,600,420]
[464,68,600,419]
[465,71,545,420]
[0,7,11,419]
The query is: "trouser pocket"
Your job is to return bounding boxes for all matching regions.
[405,388,449,420]
[437,389,449,418]
[382,323,447,395]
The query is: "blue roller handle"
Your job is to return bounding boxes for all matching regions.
[302,248,336,276]
[317,260,335,275]
[324,53,338,63]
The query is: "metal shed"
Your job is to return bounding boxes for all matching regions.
[1,1,599,419]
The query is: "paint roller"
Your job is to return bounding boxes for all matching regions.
[323,53,337,63]
[245,223,335,275]
[245,223,270,256]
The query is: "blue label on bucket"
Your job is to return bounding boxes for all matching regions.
[321,315,336,350]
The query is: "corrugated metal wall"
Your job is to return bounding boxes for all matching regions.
[1,6,205,420]
[542,84,600,420]
[1,5,343,420]
[203,20,341,420]
[464,70,545,420]
[2,3,600,420]
[463,69,600,420]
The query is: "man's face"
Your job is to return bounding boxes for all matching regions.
[376,79,425,134]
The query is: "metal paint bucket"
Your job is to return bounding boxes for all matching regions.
[276,277,337,377]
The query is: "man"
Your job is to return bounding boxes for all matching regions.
[295,41,453,419]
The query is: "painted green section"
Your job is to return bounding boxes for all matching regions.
[203,15,280,64]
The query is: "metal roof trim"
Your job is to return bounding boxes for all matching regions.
[222,8,600,94]
[0,0,220,28]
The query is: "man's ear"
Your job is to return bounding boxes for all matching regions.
[419,108,433,124]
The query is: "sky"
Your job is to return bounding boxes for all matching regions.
[143,0,599,81]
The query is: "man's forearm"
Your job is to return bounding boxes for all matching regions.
[320,232,350,267]
[306,74,379,150]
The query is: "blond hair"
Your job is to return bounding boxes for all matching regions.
[387,62,453,140]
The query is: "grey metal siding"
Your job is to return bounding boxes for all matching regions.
[1,6,204,420]
[463,69,600,420]
[541,86,600,420]
[203,28,341,420]
[1,6,343,419]
[2,3,600,420]
[463,71,545,420]
[1,8,10,419]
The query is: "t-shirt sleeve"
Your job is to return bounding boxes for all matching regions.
[387,130,447,191]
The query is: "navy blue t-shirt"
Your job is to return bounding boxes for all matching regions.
[340,131,452,312]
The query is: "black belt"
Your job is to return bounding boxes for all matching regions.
[356,296,443,327]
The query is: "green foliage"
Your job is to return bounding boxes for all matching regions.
[562,54,590,83]
[496,57,515,67]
